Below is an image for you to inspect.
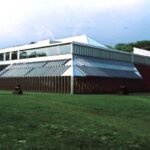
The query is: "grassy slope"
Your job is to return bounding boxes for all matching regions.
[0,91,149,149]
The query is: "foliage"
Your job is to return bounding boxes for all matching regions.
[115,43,133,52]
[0,91,150,149]
[114,40,150,52]
[134,40,150,50]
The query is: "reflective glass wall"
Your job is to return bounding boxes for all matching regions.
[19,44,71,59]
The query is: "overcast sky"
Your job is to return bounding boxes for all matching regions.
[0,0,150,48]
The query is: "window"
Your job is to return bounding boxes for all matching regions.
[0,53,3,61]
[6,52,10,61]
[20,44,71,59]
[12,51,17,60]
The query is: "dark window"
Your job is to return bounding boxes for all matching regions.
[6,52,9,61]
[12,51,17,60]
[0,53,3,61]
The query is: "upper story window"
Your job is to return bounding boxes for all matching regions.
[12,51,18,60]
[0,53,4,61]
[20,49,46,59]
[6,52,10,61]
[19,44,71,59]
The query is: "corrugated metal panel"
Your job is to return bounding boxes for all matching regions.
[73,43,150,65]
[1,68,32,77]
[133,55,147,64]
[73,44,132,62]
[74,55,141,79]
[133,54,149,65]
[135,64,150,91]
[26,66,70,77]
[77,66,141,79]
[0,59,70,77]
[147,57,150,65]
[74,55,136,71]
[0,65,8,71]
[44,60,69,67]
[0,76,71,93]
[74,77,145,94]
[11,62,45,69]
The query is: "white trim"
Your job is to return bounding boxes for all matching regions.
[0,41,72,53]
[0,54,72,65]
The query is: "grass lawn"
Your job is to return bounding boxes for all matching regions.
[0,91,149,149]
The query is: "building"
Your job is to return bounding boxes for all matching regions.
[0,35,150,94]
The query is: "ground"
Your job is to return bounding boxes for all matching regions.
[0,91,150,149]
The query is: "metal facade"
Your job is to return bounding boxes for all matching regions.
[0,36,150,94]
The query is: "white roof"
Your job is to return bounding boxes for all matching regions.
[58,35,107,48]
[0,35,107,53]
[0,40,51,53]
[133,47,150,57]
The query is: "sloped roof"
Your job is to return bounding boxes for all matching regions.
[0,56,142,79]
[0,60,70,77]
[133,47,150,57]
[58,35,107,48]
[0,35,107,53]
[72,55,142,79]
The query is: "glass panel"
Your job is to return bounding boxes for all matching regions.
[20,48,48,59]
[46,46,58,56]
[12,51,18,60]
[20,44,71,59]
[58,44,71,54]
[0,53,3,61]
[6,52,10,61]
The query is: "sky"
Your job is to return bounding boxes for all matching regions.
[0,0,150,48]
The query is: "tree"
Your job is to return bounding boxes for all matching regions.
[115,43,133,52]
[134,40,150,50]
[114,40,150,52]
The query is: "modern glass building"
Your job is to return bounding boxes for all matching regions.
[0,35,150,93]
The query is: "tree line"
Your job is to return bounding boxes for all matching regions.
[114,40,150,52]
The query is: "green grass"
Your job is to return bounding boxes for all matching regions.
[0,91,150,149]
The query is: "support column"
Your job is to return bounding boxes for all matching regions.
[17,50,20,60]
[4,53,6,61]
[10,52,12,60]
[70,43,74,94]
